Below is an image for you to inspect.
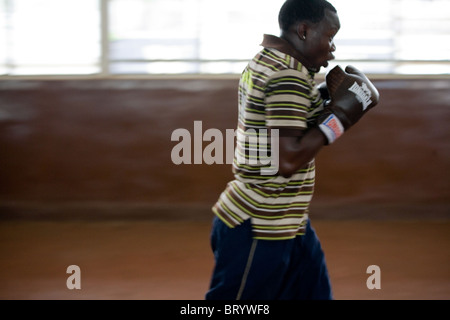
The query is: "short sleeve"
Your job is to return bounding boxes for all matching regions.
[265,69,313,132]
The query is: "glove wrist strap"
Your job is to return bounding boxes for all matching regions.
[319,113,345,144]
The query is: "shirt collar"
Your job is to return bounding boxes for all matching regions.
[260,34,304,64]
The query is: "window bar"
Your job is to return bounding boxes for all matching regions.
[100,0,110,76]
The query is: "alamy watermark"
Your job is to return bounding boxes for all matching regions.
[66,265,81,290]
[366,265,381,290]
[170,121,279,175]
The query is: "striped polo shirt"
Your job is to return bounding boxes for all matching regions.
[212,34,324,240]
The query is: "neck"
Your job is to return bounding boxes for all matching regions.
[279,31,312,70]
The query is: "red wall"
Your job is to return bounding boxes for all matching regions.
[1,78,449,219]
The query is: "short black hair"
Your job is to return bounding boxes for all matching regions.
[278,0,337,32]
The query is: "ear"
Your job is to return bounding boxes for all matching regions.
[296,23,308,40]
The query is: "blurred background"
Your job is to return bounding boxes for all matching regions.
[0,0,449,300]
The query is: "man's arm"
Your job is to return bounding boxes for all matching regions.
[277,65,380,178]
[277,127,326,178]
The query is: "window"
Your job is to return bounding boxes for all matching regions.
[108,0,282,74]
[0,0,101,75]
[333,0,450,74]
[1,0,449,76]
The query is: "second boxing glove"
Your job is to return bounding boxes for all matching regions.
[318,65,380,144]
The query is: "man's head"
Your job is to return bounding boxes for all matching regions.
[279,0,340,73]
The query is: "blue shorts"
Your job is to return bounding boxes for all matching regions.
[205,217,332,300]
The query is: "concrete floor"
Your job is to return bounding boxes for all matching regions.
[1,217,449,300]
